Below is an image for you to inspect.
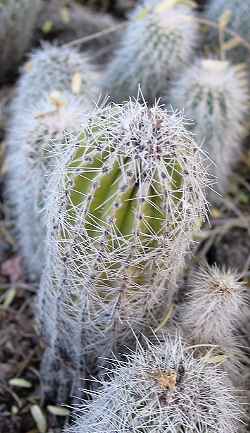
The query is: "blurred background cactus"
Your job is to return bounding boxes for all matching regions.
[102,0,199,102]
[66,335,241,433]
[0,0,41,82]
[6,45,98,279]
[170,58,249,201]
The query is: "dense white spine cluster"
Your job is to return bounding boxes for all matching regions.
[170,58,249,200]
[38,99,210,400]
[181,265,247,347]
[0,0,41,81]
[6,45,98,278]
[179,264,249,390]
[102,0,199,102]
[66,335,241,433]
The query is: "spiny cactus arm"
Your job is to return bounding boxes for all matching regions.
[37,135,93,403]
[102,0,199,102]
[5,44,99,278]
[170,58,249,200]
[66,334,242,433]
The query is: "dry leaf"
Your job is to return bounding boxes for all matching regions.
[71,72,82,95]
[9,378,32,388]
[2,287,16,309]
[47,405,70,416]
[30,405,47,433]
[218,9,232,29]
[49,91,65,110]
[42,20,53,34]
[60,7,70,24]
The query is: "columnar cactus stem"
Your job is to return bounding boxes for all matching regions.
[39,99,210,400]
[66,335,241,433]
[6,45,98,279]
[0,0,41,82]
[102,0,199,102]
[170,58,249,201]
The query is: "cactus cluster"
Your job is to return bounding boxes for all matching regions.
[67,335,241,433]
[102,0,199,102]
[6,45,98,278]
[2,0,250,428]
[178,264,249,386]
[0,0,41,82]
[170,58,249,200]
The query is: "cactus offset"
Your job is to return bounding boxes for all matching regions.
[179,264,249,390]
[170,58,249,201]
[181,264,247,346]
[39,99,210,400]
[66,335,241,433]
[102,0,199,102]
[0,0,41,82]
[6,45,98,279]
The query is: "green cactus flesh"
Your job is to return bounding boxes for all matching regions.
[56,102,207,296]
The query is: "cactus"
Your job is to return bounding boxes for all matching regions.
[38,99,210,401]
[102,0,199,102]
[181,264,247,346]
[66,334,241,433]
[204,0,250,62]
[180,264,249,388]
[170,58,249,201]
[0,0,41,82]
[6,45,98,279]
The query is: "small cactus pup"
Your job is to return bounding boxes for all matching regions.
[180,264,249,386]
[6,45,99,279]
[0,0,41,82]
[170,58,249,202]
[204,0,250,62]
[40,98,210,396]
[181,264,247,347]
[66,335,242,433]
[102,0,199,103]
